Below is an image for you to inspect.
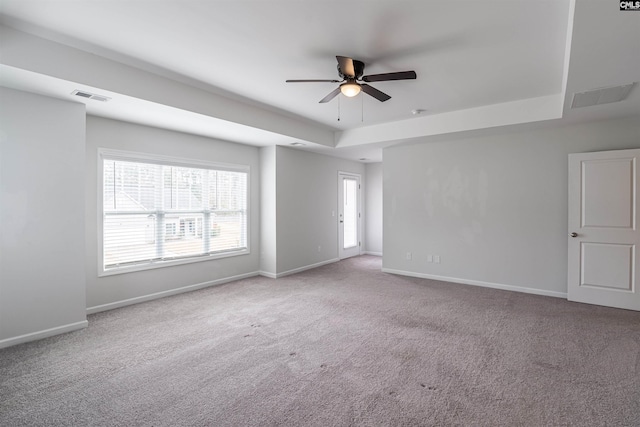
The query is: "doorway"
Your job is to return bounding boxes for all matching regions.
[338,172,361,260]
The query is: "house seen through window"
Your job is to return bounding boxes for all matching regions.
[101,153,248,273]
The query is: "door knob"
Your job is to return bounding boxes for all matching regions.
[569,232,578,238]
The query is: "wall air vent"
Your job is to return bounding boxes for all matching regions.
[571,83,636,109]
[71,90,111,102]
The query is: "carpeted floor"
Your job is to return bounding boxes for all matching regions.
[1,255,639,426]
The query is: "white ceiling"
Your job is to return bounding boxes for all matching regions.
[0,0,638,162]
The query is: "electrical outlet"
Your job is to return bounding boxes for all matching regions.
[427,255,433,263]
[317,245,322,252]
[434,255,440,264]
[406,252,412,260]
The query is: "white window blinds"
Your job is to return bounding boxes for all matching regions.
[102,154,248,272]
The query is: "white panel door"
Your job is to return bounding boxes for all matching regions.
[338,173,361,260]
[568,148,640,311]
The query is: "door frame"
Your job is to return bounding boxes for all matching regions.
[338,171,362,260]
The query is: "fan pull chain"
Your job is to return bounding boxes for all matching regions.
[337,96,341,121]
[361,94,364,122]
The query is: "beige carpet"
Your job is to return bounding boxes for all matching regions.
[1,255,639,426]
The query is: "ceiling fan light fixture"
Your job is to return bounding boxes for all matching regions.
[340,82,361,97]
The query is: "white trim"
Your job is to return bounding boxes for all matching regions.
[259,271,277,279]
[382,268,567,299]
[338,171,362,259]
[363,251,383,256]
[260,258,340,279]
[98,147,250,173]
[86,271,260,314]
[97,149,104,277]
[99,249,250,277]
[0,321,88,349]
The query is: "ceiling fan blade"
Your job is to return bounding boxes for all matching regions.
[336,56,356,78]
[319,87,341,103]
[286,79,341,83]
[361,84,391,102]
[362,71,417,82]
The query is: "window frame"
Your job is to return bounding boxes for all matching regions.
[98,148,250,276]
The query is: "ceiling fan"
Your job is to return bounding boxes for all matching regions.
[286,56,416,103]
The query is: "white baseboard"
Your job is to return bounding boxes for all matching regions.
[86,271,261,314]
[0,320,88,349]
[259,271,277,279]
[382,268,567,299]
[363,251,382,256]
[261,258,340,279]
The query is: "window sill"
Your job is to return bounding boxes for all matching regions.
[98,248,250,277]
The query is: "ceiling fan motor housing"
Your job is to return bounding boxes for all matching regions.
[338,59,365,80]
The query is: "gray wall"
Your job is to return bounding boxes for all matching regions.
[0,88,87,347]
[85,116,261,311]
[275,146,365,274]
[365,162,383,255]
[383,116,640,296]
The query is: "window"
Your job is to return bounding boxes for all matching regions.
[100,149,249,274]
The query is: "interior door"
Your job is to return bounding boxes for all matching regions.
[568,148,640,311]
[338,172,361,260]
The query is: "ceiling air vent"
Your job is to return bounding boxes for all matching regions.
[571,83,636,109]
[71,90,111,102]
